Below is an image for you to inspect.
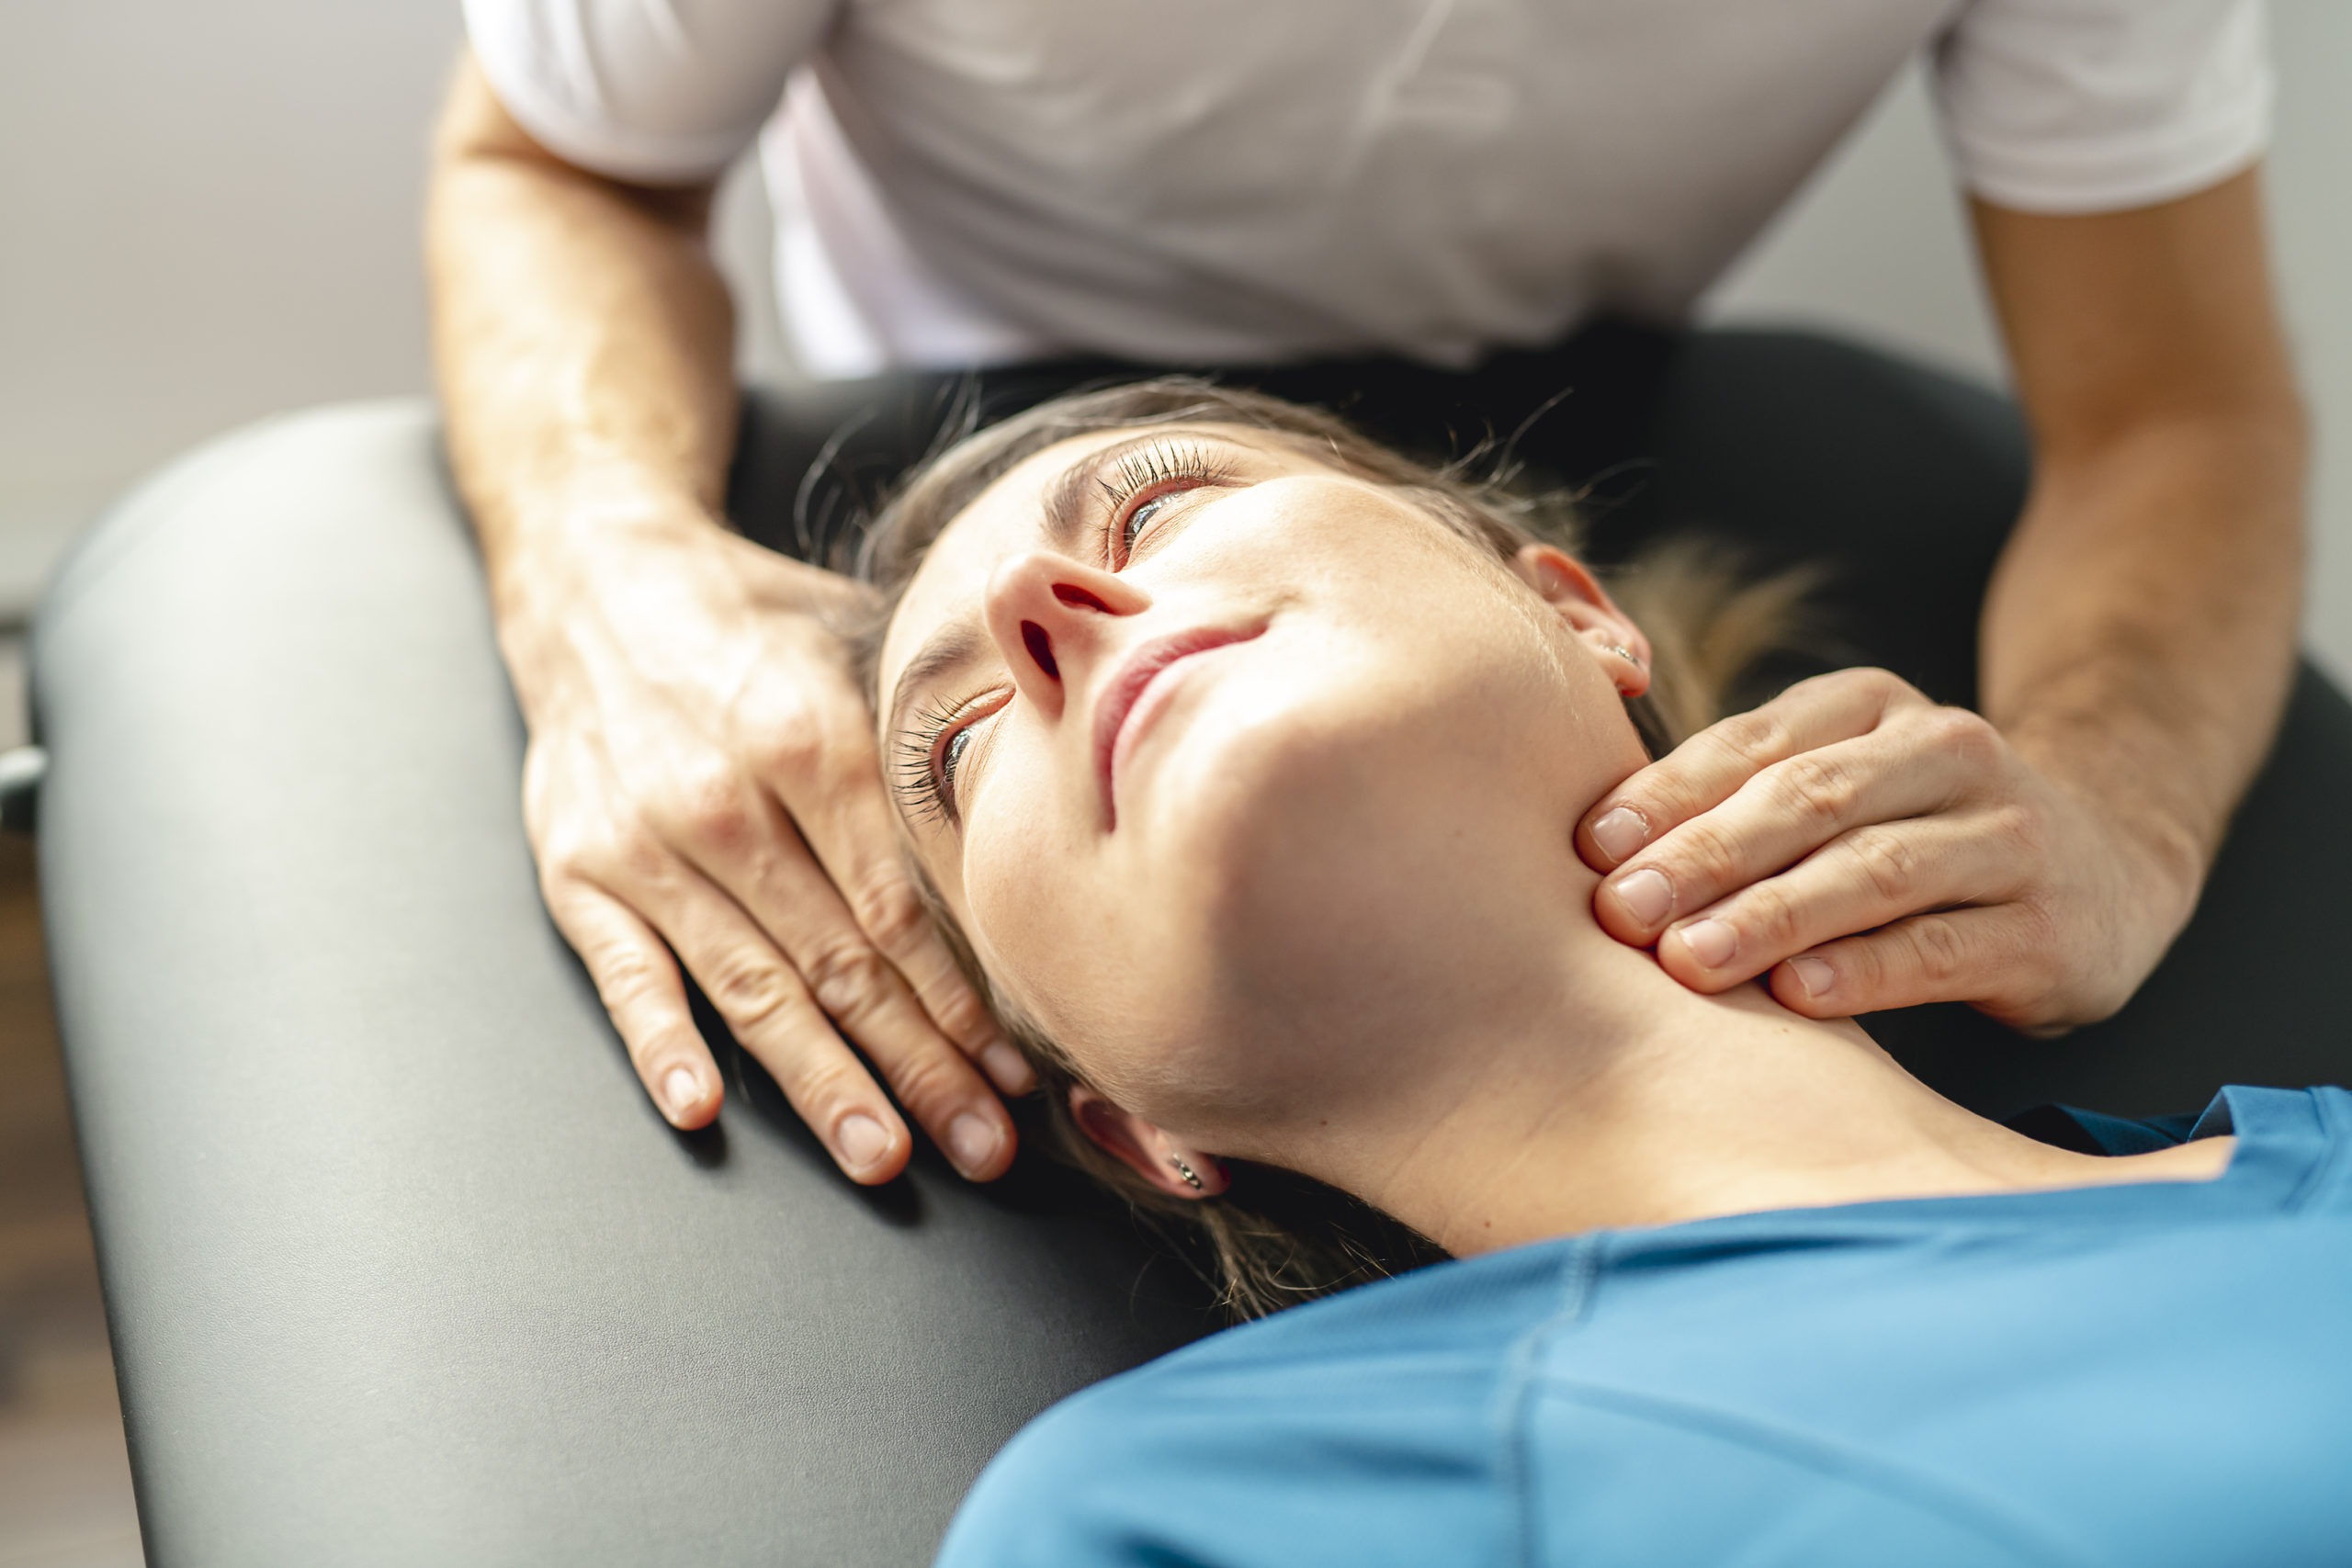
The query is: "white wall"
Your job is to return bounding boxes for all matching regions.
[3,2,2347,675]
[0,4,458,607]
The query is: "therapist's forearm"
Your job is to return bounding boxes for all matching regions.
[424,51,739,609]
[1972,173,2309,915]
[1979,411,2306,903]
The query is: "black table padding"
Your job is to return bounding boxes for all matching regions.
[32,401,1211,1568]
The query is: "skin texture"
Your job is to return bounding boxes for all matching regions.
[876,426,2233,1246]
[1576,170,2308,1032]
[425,35,2303,1179]
[427,55,1024,1186]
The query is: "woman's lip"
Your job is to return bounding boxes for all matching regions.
[1093,624,1264,829]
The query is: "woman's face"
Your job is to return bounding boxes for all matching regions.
[876,424,1650,1151]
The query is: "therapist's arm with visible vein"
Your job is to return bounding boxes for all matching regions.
[1968,168,2305,1002]
[425,52,1025,1184]
[1578,167,2307,1031]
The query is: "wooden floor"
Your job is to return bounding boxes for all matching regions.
[0,830,143,1566]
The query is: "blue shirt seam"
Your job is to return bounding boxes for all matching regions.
[2285,1087,2343,1213]
[1526,1374,2096,1568]
[1501,1235,1602,1568]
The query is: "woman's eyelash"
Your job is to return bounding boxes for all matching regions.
[892,697,973,829]
[1097,440,1238,562]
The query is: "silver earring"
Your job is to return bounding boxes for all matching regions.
[1170,1154,1204,1191]
[1604,643,1644,669]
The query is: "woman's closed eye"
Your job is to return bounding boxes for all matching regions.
[896,689,1010,829]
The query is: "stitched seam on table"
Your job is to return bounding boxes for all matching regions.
[1529,1376,2092,1568]
[1502,1237,1601,1568]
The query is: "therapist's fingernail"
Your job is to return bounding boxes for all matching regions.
[980,1039,1035,1095]
[1787,957,1834,998]
[946,1111,1003,1175]
[837,1112,893,1173]
[661,1066,703,1122]
[1616,867,1673,926]
[1679,919,1738,969]
[1592,807,1650,865]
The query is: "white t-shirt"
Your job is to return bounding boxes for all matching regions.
[465,0,2270,379]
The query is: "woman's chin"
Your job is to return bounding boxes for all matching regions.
[1143,703,1546,993]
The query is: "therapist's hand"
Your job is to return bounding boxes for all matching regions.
[1575,667,2199,1032]
[430,55,1026,1180]
[506,513,1030,1182]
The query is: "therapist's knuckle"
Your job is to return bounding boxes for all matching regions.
[805,730,891,807]
[612,815,677,885]
[645,757,742,849]
[1711,708,1789,770]
[589,941,666,1013]
[1984,801,2046,873]
[1847,667,1914,711]
[1668,822,1743,894]
[1772,751,1859,826]
[928,984,1000,1048]
[521,771,562,840]
[528,788,595,857]
[802,937,893,1025]
[1776,669,1841,704]
[535,827,592,886]
[751,704,830,784]
[853,874,934,958]
[748,731,819,790]
[791,1056,873,1122]
[1847,826,1924,905]
[2009,897,2065,971]
[1921,705,1998,770]
[1797,667,1862,708]
[707,951,807,1033]
[884,1047,971,1119]
[1830,933,1892,997]
[1905,914,1974,987]
[1982,919,2067,1021]
[559,813,654,887]
[1737,883,1803,950]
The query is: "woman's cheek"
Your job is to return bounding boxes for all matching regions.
[959,772,1096,1021]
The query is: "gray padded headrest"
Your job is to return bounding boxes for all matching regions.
[32,401,1209,1568]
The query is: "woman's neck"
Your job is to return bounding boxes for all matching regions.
[1293,935,2227,1258]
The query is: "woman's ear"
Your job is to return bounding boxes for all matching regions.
[1509,543,1652,698]
[1068,1086,1228,1200]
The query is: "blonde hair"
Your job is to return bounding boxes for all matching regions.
[848,378,1810,1318]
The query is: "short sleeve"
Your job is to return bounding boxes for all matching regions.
[462,0,839,185]
[1931,0,2272,213]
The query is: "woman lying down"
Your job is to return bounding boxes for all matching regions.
[848,381,2350,1567]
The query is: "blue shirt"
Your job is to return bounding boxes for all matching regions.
[937,1086,2352,1567]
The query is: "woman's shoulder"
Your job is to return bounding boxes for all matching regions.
[934,1241,1584,1568]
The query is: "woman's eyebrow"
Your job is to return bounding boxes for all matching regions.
[888,617,989,743]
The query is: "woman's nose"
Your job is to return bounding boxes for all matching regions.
[981,552,1150,719]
